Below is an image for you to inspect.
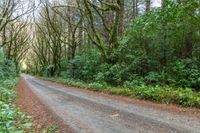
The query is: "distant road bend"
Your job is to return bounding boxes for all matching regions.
[23,75,200,133]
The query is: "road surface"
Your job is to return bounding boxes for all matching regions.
[23,75,200,133]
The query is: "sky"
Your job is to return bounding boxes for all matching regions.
[17,0,162,21]
[24,0,162,10]
[153,0,162,7]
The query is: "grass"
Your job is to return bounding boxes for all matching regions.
[42,77,200,108]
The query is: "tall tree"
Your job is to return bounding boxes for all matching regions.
[146,0,151,12]
[77,0,124,63]
[0,0,34,47]
[119,0,125,35]
[2,20,30,72]
[133,0,139,19]
[132,0,136,19]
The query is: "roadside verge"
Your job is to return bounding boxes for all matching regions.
[41,77,200,109]
[16,77,74,133]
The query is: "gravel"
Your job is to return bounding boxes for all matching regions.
[22,75,200,133]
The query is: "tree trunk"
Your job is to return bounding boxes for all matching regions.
[67,6,72,60]
[136,0,139,16]
[103,0,114,42]
[78,20,83,50]
[132,0,136,19]
[146,0,151,12]
[118,0,124,36]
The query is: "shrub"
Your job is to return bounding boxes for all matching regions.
[145,72,161,84]
[0,50,17,80]
[65,48,102,81]
[94,72,106,83]
[0,87,15,103]
[123,78,145,88]
[170,59,200,89]
[103,64,123,85]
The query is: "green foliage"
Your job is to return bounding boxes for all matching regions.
[114,0,200,89]
[65,48,102,81]
[0,50,31,132]
[37,0,200,90]
[123,77,145,88]
[0,49,17,80]
[108,88,133,97]
[0,79,32,132]
[145,72,161,84]
[171,59,200,89]
[133,86,200,107]
[32,0,200,108]
[103,64,123,85]
[0,86,15,103]
[88,82,109,91]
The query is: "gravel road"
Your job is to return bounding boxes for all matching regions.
[23,75,200,133]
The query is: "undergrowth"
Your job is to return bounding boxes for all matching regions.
[0,78,33,132]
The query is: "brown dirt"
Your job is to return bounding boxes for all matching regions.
[15,78,75,133]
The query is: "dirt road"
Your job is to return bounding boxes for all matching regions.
[22,75,200,133]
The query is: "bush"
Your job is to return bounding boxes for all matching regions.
[145,72,161,84]
[103,64,123,85]
[0,50,17,80]
[0,86,15,103]
[94,72,106,83]
[65,48,102,81]
[170,59,200,89]
[123,77,145,88]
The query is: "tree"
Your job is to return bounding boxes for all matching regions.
[132,0,139,19]
[119,0,125,35]
[77,0,124,63]
[0,0,34,47]
[2,20,30,72]
[146,0,151,12]
[0,0,14,32]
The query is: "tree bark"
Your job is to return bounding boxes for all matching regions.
[132,0,136,19]
[119,0,124,36]
[136,0,139,16]
[146,0,151,12]
[78,20,83,49]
